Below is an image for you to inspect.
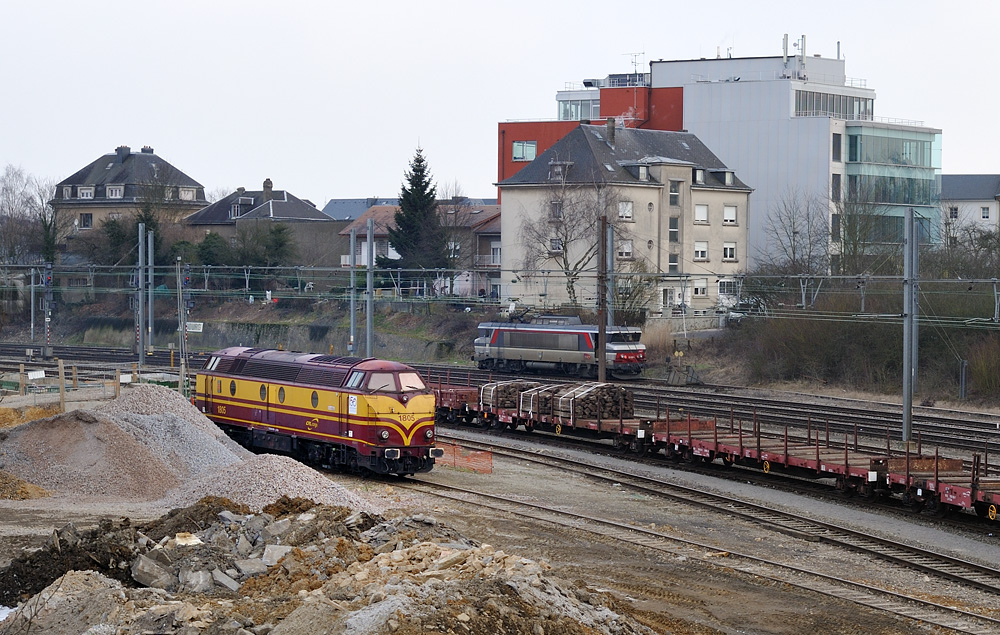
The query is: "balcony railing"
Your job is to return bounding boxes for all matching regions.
[474,255,501,267]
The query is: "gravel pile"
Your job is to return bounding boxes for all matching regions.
[0,385,370,513]
[166,454,379,513]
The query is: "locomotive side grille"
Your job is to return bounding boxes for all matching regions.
[214,358,236,374]
[311,355,363,364]
[229,359,247,375]
[296,367,348,387]
[242,360,300,382]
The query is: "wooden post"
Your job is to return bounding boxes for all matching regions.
[57,359,66,413]
[179,361,186,396]
[115,369,121,398]
[72,366,78,389]
[19,363,26,396]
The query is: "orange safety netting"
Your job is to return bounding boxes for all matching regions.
[434,441,493,474]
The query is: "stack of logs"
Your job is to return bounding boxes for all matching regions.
[481,381,634,420]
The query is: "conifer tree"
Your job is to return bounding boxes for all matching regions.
[382,148,448,273]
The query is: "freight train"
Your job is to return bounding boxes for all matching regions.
[473,316,646,377]
[433,380,1000,522]
[194,347,443,476]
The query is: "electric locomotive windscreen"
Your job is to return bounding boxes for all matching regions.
[398,372,426,391]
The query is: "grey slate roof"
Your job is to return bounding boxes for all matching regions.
[186,189,328,225]
[321,197,398,221]
[54,146,204,203]
[940,175,1000,201]
[498,124,750,191]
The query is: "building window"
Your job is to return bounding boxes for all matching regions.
[694,241,708,261]
[949,206,959,219]
[512,141,537,162]
[832,133,842,162]
[638,166,648,181]
[719,279,739,296]
[723,242,737,261]
[618,200,633,221]
[490,242,501,265]
[63,186,72,199]
[79,213,93,229]
[180,188,196,201]
[669,181,681,206]
[694,169,705,184]
[107,185,123,199]
[693,279,708,296]
[723,206,737,225]
[694,204,708,224]
[549,238,563,252]
[647,202,654,213]
[831,173,842,202]
[549,201,563,220]
[230,204,240,219]
[724,172,734,186]
[448,241,460,258]
[668,217,679,243]
[668,253,679,274]
[617,239,633,259]
[109,212,122,221]
[78,187,94,199]
[983,207,991,220]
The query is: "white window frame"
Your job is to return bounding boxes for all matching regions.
[724,172,734,186]
[669,181,681,206]
[617,239,633,259]
[109,212,123,221]
[668,217,679,243]
[512,140,537,162]
[78,212,93,229]
[78,187,94,199]
[667,253,679,274]
[180,187,196,201]
[694,169,705,184]
[948,206,959,219]
[723,242,737,261]
[549,238,563,253]
[693,279,708,296]
[550,200,563,220]
[638,165,648,181]
[723,205,737,225]
[63,186,72,199]
[694,204,708,224]
[983,206,991,220]
[490,241,501,265]
[448,241,461,258]
[106,185,123,199]
[693,241,708,261]
[618,200,633,221]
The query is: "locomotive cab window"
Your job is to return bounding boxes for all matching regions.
[346,371,365,389]
[399,372,426,391]
[367,372,397,392]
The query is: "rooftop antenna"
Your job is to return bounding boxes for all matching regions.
[624,50,645,76]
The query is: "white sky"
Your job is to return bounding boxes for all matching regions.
[2,1,997,207]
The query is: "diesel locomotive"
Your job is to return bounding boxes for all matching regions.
[194,346,443,476]
[473,316,646,377]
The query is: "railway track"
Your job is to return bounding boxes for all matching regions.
[425,433,1000,632]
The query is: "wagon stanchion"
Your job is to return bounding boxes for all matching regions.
[815,434,821,475]
[918,431,922,456]
[825,418,830,448]
[854,422,859,451]
[783,425,788,462]
[807,415,811,444]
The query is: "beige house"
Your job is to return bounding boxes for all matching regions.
[499,122,751,314]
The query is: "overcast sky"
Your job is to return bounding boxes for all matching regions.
[3,1,997,207]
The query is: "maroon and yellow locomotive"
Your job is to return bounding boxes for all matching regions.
[194,347,442,476]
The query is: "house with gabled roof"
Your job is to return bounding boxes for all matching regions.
[940,175,1000,238]
[499,120,751,314]
[185,179,349,266]
[52,145,206,240]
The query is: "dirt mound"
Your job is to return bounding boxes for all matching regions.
[0,469,49,500]
[139,495,251,542]
[0,405,60,430]
[0,499,653,634]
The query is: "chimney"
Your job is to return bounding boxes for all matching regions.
[115,145,131,163]
[606,117,615,146]
[237,187,245,195]
[263,178,273,202]
[140,145,154,154]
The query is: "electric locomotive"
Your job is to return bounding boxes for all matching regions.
[194,347,442,476]
[473,316,646,377]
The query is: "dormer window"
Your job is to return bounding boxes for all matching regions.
[548,161,572,181]
[63,186,72,199]
[724,171,734,186]
[78,187,94,199]
[180,187,196,201]
[694,169,705,184]
[106,185,123,199]
[230,204,240,219]
[638,166,649,181]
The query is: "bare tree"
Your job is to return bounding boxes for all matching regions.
[612,259,657,324]
[758,188,829,274]
[832,179,900,275]
[30,176,70,263]
[519,179,625,307]
[437,181,478,295]
[0,164,36,265]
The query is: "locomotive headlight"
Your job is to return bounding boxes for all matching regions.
[424,429,434,439]
[379,430,390,440]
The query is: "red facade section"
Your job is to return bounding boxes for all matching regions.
[645,87,684,131]
[497,120,584,188]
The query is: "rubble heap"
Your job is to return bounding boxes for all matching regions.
[0,496,653,635]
